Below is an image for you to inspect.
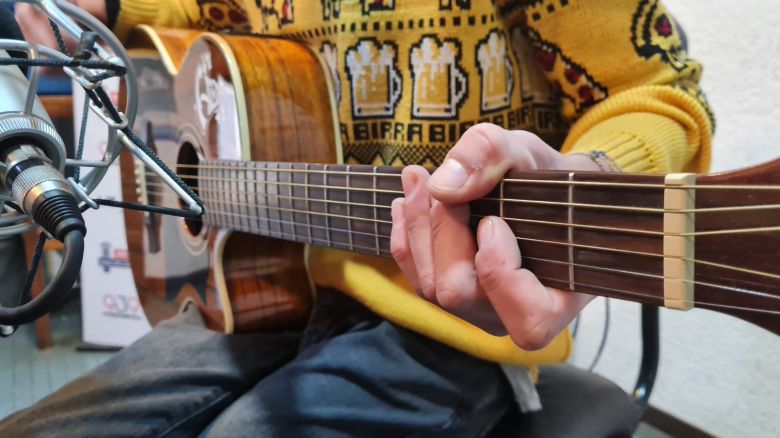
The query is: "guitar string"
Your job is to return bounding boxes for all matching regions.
[171,163,780,191]
[532,274,780,316]
[525,256,780,303]
[165,211,778,313]
[145,172,780,214]
[145,188,780,286]
[144,183,780,237]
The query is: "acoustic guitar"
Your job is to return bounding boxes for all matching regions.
[120,26,780,336]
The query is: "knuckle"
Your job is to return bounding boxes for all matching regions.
[508,305,556,351]
[403,212,429,235]
[475,254,504,291]
[389,237,410,264]
[454,123,507,167]
[429,203,447,237]
[417,271,437,300]
[509,323,552,351]
[434,274,471,310]
[436,288,464,310]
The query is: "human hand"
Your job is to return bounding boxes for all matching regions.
[390,123,603,350]
[15,0,108,52]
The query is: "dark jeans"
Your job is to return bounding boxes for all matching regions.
[0,289,513,437]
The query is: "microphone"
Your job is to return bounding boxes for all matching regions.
[0,0,200,327]
[0,50,86,242]
[0,11,85,326]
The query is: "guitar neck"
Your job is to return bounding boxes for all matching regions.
[196,160,669,305]
[189,159,780,334]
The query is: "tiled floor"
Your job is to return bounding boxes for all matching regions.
[0,297,115,419]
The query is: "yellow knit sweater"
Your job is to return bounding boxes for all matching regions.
[113,0,713,366]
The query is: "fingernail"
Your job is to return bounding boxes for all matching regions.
[429,159,468,191]
[478,218,494,247]
[401,171,418,196]
[390,198,404,221]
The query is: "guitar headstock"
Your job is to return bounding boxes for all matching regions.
[695,158,780,334]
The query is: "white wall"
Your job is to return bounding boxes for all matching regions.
[571,2,780,437]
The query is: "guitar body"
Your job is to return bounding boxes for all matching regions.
[120,26,341,333]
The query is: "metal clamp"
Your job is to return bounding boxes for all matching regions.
[67,177,99,210]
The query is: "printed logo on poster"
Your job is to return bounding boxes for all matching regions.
[98,241,130,272]
[102,293,142,320]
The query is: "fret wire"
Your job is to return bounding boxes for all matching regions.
[264,164,271,235]
[253,163,261,234]
[304,164,312,244]
[567,172,575,291]
[273,163,281,236]
[346,165,353,252]
[275,163,283,236]
[373,167,380,255]
[325,164,332,248]
[241,161,250,232]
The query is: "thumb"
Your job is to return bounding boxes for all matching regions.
[427,124,560,204]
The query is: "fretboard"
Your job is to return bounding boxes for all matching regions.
[196,159,677,307]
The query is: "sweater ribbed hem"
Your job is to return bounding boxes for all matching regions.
[565,112,689,173]
[562,86,713,174]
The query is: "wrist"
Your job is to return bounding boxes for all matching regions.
[563,151,622,172]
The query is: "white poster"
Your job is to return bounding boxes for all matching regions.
[74,79,151,347]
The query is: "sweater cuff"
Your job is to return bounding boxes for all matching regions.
[563,112,690,174]
[113,0,199,42]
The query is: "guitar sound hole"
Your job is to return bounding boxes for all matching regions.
[177,142,202,237]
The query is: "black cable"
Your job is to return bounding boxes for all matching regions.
[92,198,202,218]
[18,232,46,309]
[49,19,70,56]
[0,56,126,75]
[73,97,90,181]
[0,229,84,326]
[588,298,611,371]
[90,85,204,214]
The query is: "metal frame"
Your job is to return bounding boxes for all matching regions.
[0,0,201,239]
